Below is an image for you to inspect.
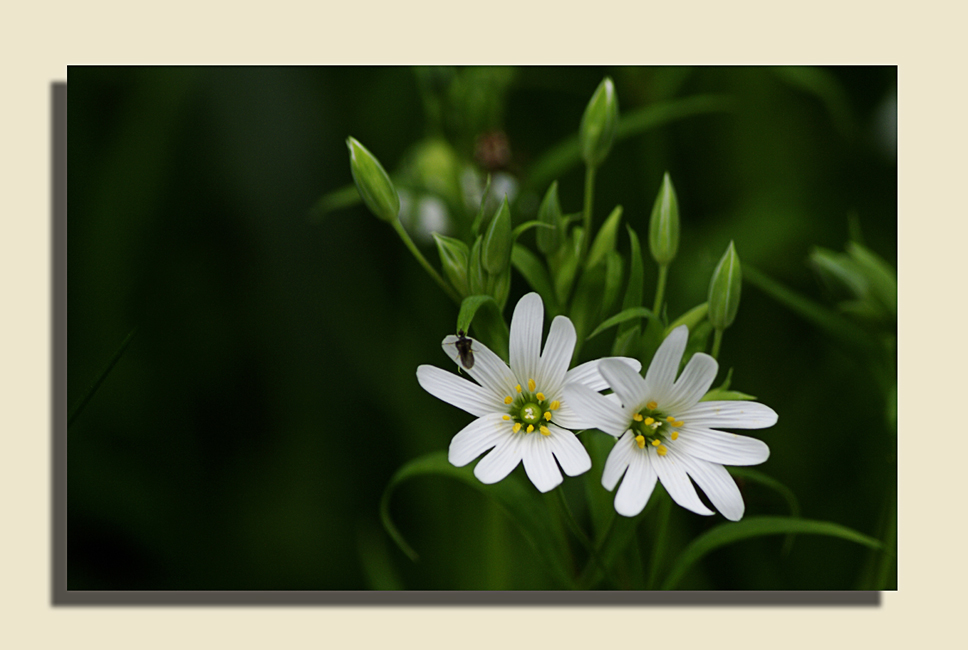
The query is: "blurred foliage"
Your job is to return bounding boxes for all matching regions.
[68,66,896,590]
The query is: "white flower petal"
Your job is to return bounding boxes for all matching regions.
[474,434,524,485]
[509,292,543,386]
[442,334,517,399]
[680,455,745,521]
[522,434,564,492]
[614,443,658,517]
[537,315,577,395]
[602,431,636,491]
[598,359,649,411]
[560,382,630,436]
[566,357,642,392]
[417,365,504,417]
[680,401,779,430]
[663,352,718,414]
[652,445,714,516]
[672,426,770,466]
[546,424,592,477]
[448,413,511,467]
[643,325,688,405]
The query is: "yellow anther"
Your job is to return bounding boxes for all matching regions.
[502,415,510,421]
[633,413,644,422]
[656,444,668,456]
[539,426,551,436]
[528,378,536,392]
[635,435,646,449]
[651,439,660,446]
[644,417,654,425]
[646,401,658,410]
[671,431,679,440]
[543,411,552,421]
[549,400,560,410]
[675,420,684,428]
[513,423,522,433]
[666,416,676,422]
[504,395,513,405]
[515,384,522,393]
[536,392,545,401]
[526,424,534,433]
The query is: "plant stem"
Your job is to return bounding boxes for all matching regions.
[646,493,671,589]
[581,164,596,259]
[391,219,461,304]
[711,328,724,359]
[555,487,614,588]
[652,264,668,315]
[577,510,617,589]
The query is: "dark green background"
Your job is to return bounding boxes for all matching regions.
[68,66,896,590]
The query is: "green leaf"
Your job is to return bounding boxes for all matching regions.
[700,388,756,401]
[308,183,362,222]
[554,227,583,307]
[482,196,512,274]
[728,468,802,555]
[526,95,735,191]
[379,451,576,588]
[511,220,555,241]
[661,516,884,589]
[586,307,655,341]
[69,326,138,428]
[457,294,509,361]
[666,302,708,336]
[585,205,623,270]
[601,250,624,317]
[511,244,558,313]
[536,181,563,255]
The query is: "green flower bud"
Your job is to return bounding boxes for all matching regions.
[433,233,470,297]
[536,181,563,255]
[346,136,400,222]
[707,241,742,330]
[649,172,680,266]
[586,205,623,270]
[579,77,619,168]
[482,196,512,275]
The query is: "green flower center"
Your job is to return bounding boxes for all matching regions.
[501,378,560,435]
[629,400,683,455]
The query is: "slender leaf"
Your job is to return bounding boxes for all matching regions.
[586,307,655,341]
[666,302,708,335]
[379,451,575,588]
[661,516,884,589]
[69,327,138,428]
[511,244,558,313]
[511,220,555,241]
[308,183,362,222]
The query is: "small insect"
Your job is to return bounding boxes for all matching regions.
[455,329,475,370]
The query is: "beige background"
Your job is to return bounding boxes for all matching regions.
[1,1,958,648]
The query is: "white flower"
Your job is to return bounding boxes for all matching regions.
[563,325,778,520]
[416,292,642,493]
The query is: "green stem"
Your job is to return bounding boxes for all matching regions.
[69,327,138,428]
[391,219,460,304]
[577,510,617,589]
[652,264,668,315]
[646,492,671,589]
[581,164,596,259]
[711,328,724,359]
[555,487,614,588]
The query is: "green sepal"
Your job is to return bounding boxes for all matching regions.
[648,172,680,266]
[536,181,563,255]
[579,77,619,168]
[602,250,624,317]
[456,294,510,361]
[433,233,470,297]
[346,136,400,223]
[707,241,742,330]
[482,196,513,275]
[486,266,512,310]
[585,205,623,270]
[468,236,486,295]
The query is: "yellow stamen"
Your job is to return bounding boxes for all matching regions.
[526,424,534,433]
[539,426,551,436]
[549,400,560,410]
[502,415,510,421]
[656,444,668,456]
[651,439,660,446]
[513,423,522,433]
[515,384,522,393]
[543,411,552,421]
[646,401,658,410]
[536,392,545,401]
[671,431,679,440]
[666,416,675,422]
[644,417,654,425]
[674,420,684,428]
[633,413,643,422]
[635,435,646,449]
[504,396,513,405]
[528,378,536,392]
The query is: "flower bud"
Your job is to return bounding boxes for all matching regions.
[536,181,563,255]
[707,241,742,330]
[579,77,619,168]
[433,233,470,297]
[482,196,512,275]
[649,172,680,266]
[346,136,400,222]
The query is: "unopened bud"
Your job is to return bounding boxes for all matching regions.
[649,172,680,266]
[707,241,742,330]
[347,136,400,222]
[579,77,619,168]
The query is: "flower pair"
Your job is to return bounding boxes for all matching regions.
[416,293,777,520]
